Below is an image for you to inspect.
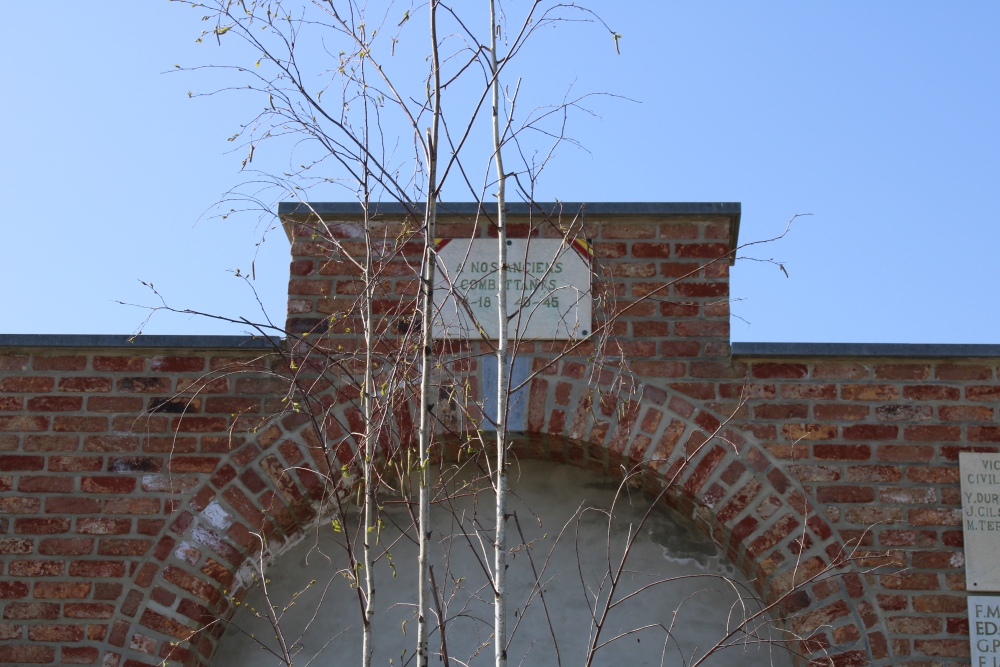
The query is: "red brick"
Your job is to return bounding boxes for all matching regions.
[751,363,808,379]
[162,565,221,606]
[753,404,808,420]
[168,456,220,473]
[34,581,92,599]
[940,405,994,422]
[32,355,87,371]
[630,361,685,377]
[47,456,101,472]
[600,222,657,239]
[87,396,144,413]
[968,386,1000,401]
[842,424,898,440]
[674,321,729,337]
[63,603,115,619]
[0,354,28,371]
[813,445,871,461]
[135,562,159,588]
[23,434,79,452]
[782,423,837,440]
[151,356,206,372]
[0,582,28,598]
[8,560,63,576]
[62,646,100,664]
[14,517,70,534]
[28,624,83,642]
[632,321,670,338]
[0,538,34,556]
[0,645,56,662]
[69,560,127,578]
[98,539,153,556]
[877,444,934,462]
[26,396,83,411]
[93,356,145,372]
[52,416,108,432]
[841,384,898,400]
[46,497,100,514]
[38,538,93,555]
[970,426,1000,442]
[58,377,113,392]
[874,364,930,380]
[2,601,59,619]
[0,396,21,411]
[139,608,197,639]
[0,376,54,392]
[936,363,993,381]
[904,425,961,442]
[205,396,261,414]
[674,242,729,258]
[170,416,228,433]
[81,476,136,494]
[912,638,970,657]
[904,384,960,401]
[630,242,671,258]
[0,496,40,513]
[674,281,727,297]
[104,498,160,515]
[813,404,869,421]
[117,377,172,393]
[0,455,45,471]
[816,486,875,503]
[881,572,939,590]
[0,416,49,432]
[845,465,902,482]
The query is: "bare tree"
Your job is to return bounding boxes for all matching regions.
[143,3,890,666]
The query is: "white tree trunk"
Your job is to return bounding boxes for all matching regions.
[489,2,508,665]
[417,3,441,666]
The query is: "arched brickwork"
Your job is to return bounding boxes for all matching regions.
[104,356,886,667]
[2,204,997,666]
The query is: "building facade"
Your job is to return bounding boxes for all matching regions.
[1,203,997,666]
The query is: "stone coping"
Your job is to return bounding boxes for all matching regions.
[732,342,1000,358]
[278,201,743,265]
[277,201,742,220]
[0,334,280,349]
[1,336,999,358]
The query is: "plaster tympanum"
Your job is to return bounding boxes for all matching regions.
[214,461,793,666]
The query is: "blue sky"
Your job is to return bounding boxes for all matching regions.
[2,2,997,343]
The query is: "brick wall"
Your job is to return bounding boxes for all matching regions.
[0,204,997,666]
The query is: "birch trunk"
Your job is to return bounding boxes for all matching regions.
[417,2,441,666]
[361,196,375,667]
[489,2,509,665]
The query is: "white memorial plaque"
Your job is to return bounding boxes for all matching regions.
[961,453,1000,591]
[432,238,592,340]
[969,595,1000,666]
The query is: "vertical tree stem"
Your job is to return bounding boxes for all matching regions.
[417,3,441,666]
[489,2,508,665]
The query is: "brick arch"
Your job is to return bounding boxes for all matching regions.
[510,358,891,666]
[107,356,889,667]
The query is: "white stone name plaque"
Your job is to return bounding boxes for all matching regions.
[962,453,1000,591]
[432,238,592,340]
[969,595,1000,666]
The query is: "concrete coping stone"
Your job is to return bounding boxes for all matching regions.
[278,201,743,264]
[0,334,281,350]
[4,336,997,358]
[732,342,1000,359]
[277,201,742,219]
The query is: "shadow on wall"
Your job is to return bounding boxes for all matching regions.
[213,461,794,667]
